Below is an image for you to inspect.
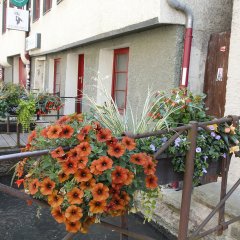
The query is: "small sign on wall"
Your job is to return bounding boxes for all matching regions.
[216,68,223,82]
[7,8,29,31]
[26,33,41,51]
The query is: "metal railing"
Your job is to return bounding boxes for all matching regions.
[0,115,240,239]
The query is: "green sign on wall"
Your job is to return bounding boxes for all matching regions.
[10,0,29,7]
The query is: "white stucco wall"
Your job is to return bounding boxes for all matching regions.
[28,0,185,55]
[225,0,240,115]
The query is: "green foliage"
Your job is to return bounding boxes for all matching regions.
[17,97,36,131]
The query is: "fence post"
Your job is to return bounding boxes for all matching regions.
[178,121,198,240]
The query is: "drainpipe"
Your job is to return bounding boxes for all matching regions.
[167,0,193,87]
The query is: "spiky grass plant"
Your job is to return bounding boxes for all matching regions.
[83,77,181,135]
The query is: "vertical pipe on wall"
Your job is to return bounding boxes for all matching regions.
[167,0,193,87]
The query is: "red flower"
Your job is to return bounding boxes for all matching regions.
[111,166,128,184]
[56,115,71,124]
[106,137,118,146]
[122,136,136,150]
[96,128,112,142]
[95,156,113,172]
[58,171,69,183]
[80,178,96,191]
[130,153,146,166]
[76,142,91,157]
[51,207,65,223]
[108,196,125,211]
[124,170,134,185]
[144,160,156,175]
[65,220,81,233]
[90,160,102,175]
[89,200,107,214]
[65,205,83,222]
[60,125,74,138]
[28,179,40,195]
[27,130,37,144]
[68,148,80,162]
[48,190,64,208]
[15,179,24,188]
[47,125,62,139]
[107,143,125,158]
[77,156,88,169]
[74,168,92,182]
[51,147,65,159]
[80,125,92,135]
[67,187,84,205]
[91,183,109,201]
[40,177,55,195]
[145,175,158,189]
[61,159,77,175]
[40,127,49,138]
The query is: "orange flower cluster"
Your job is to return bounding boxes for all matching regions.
[20,114,159,234]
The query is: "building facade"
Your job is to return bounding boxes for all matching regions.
[0,0,233,116]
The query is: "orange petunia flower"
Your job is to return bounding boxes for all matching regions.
[51,147,65,159]
[145,175,158,189]
[107,143,125,158]
[109,187,120,196]
[144,160,156,175]
[47,125,62,139]
[89,200,107,214]
[65,205,83,222]
[27,130,37,144]
[80,178,96,191]
[60,125,74,138]
[91,183,109,201]
[119,191,131,204]
[40,127,49,138]
[40,177,56,195]
[122,136,136,150]
[111,166,128,184]
[28,178,40,195]
[68,148,80,162]
[48,190,64,208]
[95,156,113,172]
[65,220,81,233]
[56,115,71,125]
[56,152,70,163]
[124,170,134,185]
[61,158,77,175]
[80,125,92,135]
[77,132,86,142]
[58,171,69,183]
[130,153,146,166]
[106,137,118,147]
[90,160,102,175]
[77,156,88,169]
[96,128,112,142]
[109,196,125,211]
[71,113,84,122]
[67,187,84,205]
[51,206,65,223]
[76,142,91,157]
[74,168,92,182]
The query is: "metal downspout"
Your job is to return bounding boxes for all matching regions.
[167,0,193,87]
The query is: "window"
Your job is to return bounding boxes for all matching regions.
[112,48,129,112]
[43,0,52,14]
[53,59,61,94]
[2,0,7,34]
[33,0,40,22]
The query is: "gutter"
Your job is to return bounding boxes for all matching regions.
[167,0,193,87]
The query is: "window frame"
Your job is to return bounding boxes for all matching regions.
[33,0,40,22]
[43,0,52,15]
[111,47,129,112]
[53,58,61,94]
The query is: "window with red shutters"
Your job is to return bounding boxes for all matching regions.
[112,48,129,112]
[43,0,52,14]
[2,0,7,34]
[33,0,40,22]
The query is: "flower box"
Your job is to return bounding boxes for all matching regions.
[155,154,223,185]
